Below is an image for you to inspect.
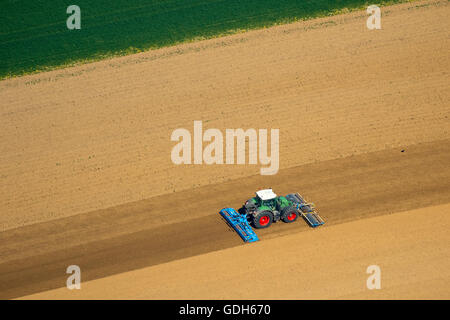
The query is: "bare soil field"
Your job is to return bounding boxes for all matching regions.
[1,0,449,231]
[0,0,449,299]
[1,138,449,299]
[22,203,450,300]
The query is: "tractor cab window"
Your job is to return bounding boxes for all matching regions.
[263,199,275,207]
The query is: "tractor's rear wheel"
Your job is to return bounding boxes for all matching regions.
[281,206,299,223]
[253,211,273,229]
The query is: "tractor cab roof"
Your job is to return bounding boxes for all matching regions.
[256,189,277,201]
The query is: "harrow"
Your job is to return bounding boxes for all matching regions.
[219,190,324,243]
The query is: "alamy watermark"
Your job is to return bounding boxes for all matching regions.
[366,265,381,290]
[367,5,381,30]
[66,265,81,290]
[171,121,279,175]
[66,5,81,30]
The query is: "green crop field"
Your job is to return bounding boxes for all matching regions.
[0,0,410,79]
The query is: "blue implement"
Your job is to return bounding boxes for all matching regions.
[219,208,259,243]
[303,212,325,227]
[286,193,325,228]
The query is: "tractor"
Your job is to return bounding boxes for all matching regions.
[239,189,324,229]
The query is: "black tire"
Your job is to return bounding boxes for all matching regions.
[253,210,274,229]
[238,206,246,215]
[281,206,299,223]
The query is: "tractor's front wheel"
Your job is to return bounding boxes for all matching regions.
[253,211,273,229]
[281,206,299,223]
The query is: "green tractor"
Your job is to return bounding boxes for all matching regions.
[239,189,324,229]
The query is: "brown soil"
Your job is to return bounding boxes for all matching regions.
[22,203,450,300]
[1,139,449,299]
[0,0,449,299]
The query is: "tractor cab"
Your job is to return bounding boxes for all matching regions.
[255,189,279,210]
